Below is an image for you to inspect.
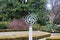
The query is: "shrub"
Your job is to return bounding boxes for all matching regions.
[0,22,8,29]
[54,25,60,31]
[7,19,29,29]
[33,23,41,30]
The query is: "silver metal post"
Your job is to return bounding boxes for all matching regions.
[29,26,32,40]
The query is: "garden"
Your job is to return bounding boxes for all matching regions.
[0,0,60,40]
[0,0,60,32]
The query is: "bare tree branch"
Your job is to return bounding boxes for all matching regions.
[47,0,60,24]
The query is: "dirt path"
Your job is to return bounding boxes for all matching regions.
[0,31,50,36]
[50,33,60,37]
[0,31,50,40]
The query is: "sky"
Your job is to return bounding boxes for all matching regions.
[46,0,60,10]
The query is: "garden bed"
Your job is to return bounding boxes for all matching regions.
[0,29,29,32]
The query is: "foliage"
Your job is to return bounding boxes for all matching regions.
[47,0,60,25]
[0,0,50,30]
[7,19,29,29]
[0,0,48,25]
[33,23,41,30]
[0,0,29,21]
[29,0,48,25]
[0,0,58,32]
[54,25,60,31]
[0,22,8,29]
[33,23,54,32]
[45,0,60,32]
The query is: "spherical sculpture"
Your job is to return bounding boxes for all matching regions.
[25,14,37,26]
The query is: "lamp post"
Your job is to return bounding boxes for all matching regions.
[25,14,37,40]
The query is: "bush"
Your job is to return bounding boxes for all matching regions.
[33,23,41,30]
[0,22,8,29]
[32,23,55,32]
[54,25,60,31]
[7,19,29,29]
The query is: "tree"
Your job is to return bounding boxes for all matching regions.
[29,0,48,25]
[0,0,29,21]
[46,0,60,32]
[47,0,60,25]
